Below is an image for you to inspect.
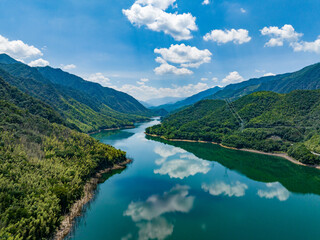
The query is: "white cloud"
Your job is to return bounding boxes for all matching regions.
[87,73,111,87]
[28,58,49,67]
[114,82,211,101]
[240,8,246,13]
[221,71,244,85]
[204,29,251,45]
[154,44,212,75]
[263,72,276,77]
[140,78,149,82]
[202,181,248,197]
[202,0,210,5]
[0,35,43,60]
[154,154,211,179]
[260,24,303,47]
[61,64,76,70]
[124,185,194,222]
[154,61,193,75]
[212,77,219,82]
[155,44,212,68]
[122,0,197,41]
[201,78,208,81]
[290,36,320,54]
[257,182,289,201]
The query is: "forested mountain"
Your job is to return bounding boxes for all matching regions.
[147,90,320,165]
[208,63,320,101]
[152,86,222,112]
[0,54,149,132]
[0,77,127,239]
[36,66,148,114]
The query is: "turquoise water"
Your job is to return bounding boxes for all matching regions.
[67,119,320,240]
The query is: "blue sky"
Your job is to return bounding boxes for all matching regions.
[0,0,320,101]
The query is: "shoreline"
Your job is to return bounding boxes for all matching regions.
[145,133,320,170]
[53,158,132,240]
[88,125,135,135]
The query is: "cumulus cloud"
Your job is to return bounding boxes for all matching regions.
[257,182,290,201]
[61,64,76,70]
[240,8,246,13]
[154,154,211,179]
[202,181,248,197]
[260,24,303,47]
[290,36,320,54]
[221,71,244,85]
[0,35,43,60]
[203,29,251,44]
[28,58,49,67]
[114,82,211,101]
[154,44,212,75]
[202,0,210,5]
[122,0,197,41]
[87,73,111,87]
[154,61,193,75]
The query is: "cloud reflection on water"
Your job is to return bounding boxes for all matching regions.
[257,182,290,201]
[123,185,194,240]
[202,181,248,197]
[153,145,211,179]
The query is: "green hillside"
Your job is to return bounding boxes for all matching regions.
[147,90,320,165]
[0,77,127,239]
[0,54,149,132]
[36,66,149,115]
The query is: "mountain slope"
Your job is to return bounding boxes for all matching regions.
[208,63,320,101]
[152,86,222,112]
[0,54,148,132]
[36,66,149,114]
[0,77,127,239]
[147,90,320,165]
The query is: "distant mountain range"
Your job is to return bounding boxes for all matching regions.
[152,86,222,112]
[0,54,150,132]
[207,62,320,101]
[155,62,320,113]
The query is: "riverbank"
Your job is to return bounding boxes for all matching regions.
[53,158,132,240]
[145,133,320,170]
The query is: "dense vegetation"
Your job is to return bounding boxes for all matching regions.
[0,54,149,133]
[0,77,127,239]
[147,90,320,165]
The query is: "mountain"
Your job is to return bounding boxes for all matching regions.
[152,86,222,112]
[36,66,149,115]
[143,96,186,107]
[208,63,320,101]
[0,77,127,239]
[0,54,149,132]
[147,90,320,166]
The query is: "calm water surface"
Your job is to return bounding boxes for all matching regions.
[67,119,320,240]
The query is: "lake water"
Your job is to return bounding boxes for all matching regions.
[67,119,320,240]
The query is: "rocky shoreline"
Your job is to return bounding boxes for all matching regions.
[53,159,132,240]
